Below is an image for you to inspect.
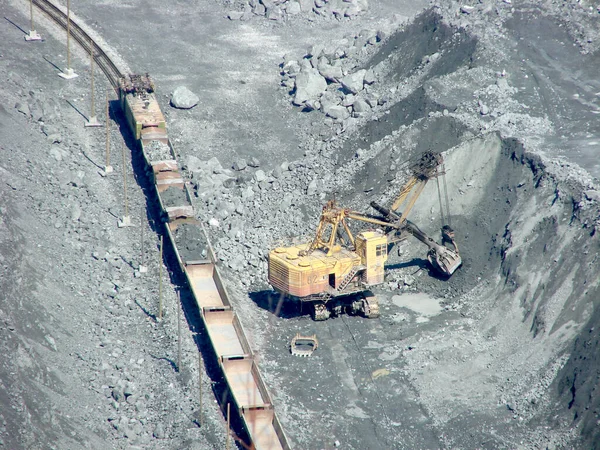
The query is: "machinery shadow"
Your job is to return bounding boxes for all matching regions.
[249,289,307,319]
[386,257,429,271]
[387,258,454,281]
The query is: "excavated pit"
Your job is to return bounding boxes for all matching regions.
[3,1,598,448]
[263,132,600,448]
[385,134,599,447]
[254,9,600,449]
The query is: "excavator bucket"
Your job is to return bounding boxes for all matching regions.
[290,333,318,357]
[428,247,462,277]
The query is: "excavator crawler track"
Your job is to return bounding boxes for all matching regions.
[311,302,331,321]
[361,292,380,319]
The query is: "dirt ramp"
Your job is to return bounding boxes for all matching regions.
[369,9,477,82]
[555,306,600,449]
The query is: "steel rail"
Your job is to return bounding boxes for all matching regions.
[32,0,123,90]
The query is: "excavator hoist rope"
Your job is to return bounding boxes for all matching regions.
[442,163,452,228]
[435,172,446,228]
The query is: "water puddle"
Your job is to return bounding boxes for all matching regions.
[391,293,443,322]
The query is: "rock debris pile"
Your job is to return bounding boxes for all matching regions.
[159,186,191,209]
[281,30,386,120]
[183,152,324,284]
[223,0,369,21]
[173,223,209,262]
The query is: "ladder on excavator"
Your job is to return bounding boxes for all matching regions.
[337,265,366,291]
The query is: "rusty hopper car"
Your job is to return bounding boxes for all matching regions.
[118,73,290,450]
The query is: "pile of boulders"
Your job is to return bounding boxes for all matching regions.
[281,30,386,121]
[225,0,368,21]
[182,150,337,287]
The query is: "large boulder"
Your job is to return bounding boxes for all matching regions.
[363,68,377,85]
[298,0,313,11]
[285,1,301,14]
[318,63,343,82]
[322,103,350,121]
[293,68,327,106]
[352,98,371,114]
[171,86,199,109]
[307,44,325,58]
[183,155,203,172]
[266,5,283,20]
[344,3,361,17]
[232,159,247,171]
[340,69,366,94]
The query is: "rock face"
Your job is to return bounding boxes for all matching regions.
[170,86,199,109]
[293,68,327,106]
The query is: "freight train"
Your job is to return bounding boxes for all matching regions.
[119,74,290,450]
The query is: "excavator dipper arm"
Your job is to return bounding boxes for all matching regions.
[369,201,461,276]
[403,220,462,276]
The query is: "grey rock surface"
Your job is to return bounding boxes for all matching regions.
[4,1,600,449]
[340,69,366,94]
[293,68,327,106]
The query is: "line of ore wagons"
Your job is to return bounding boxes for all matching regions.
[119,74,290,450]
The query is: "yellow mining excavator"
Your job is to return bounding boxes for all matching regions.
[268,151,461,320]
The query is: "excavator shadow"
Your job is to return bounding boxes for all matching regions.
[386,257,429,271]
[387,258,454,281]
[249,289,306,319]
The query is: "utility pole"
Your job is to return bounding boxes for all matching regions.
[177,290,182,372]
[25,0,42,41]
[85,38,101,127]
[58,0,78,79]
[226,403,231,450]
[117,143,133,227]
[198,352,203,427]
[139,209,148,273]
[158,235,163,321]
[104,92,113,174]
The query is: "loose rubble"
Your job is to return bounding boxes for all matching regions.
[281,29,386,121]
[221,0,369,22]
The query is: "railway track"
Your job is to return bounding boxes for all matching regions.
[32,0,123,90]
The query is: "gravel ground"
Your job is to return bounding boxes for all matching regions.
[0,3,226,448]
[2,0,600,449]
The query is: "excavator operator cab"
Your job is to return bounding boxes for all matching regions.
[354,230,388,286]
